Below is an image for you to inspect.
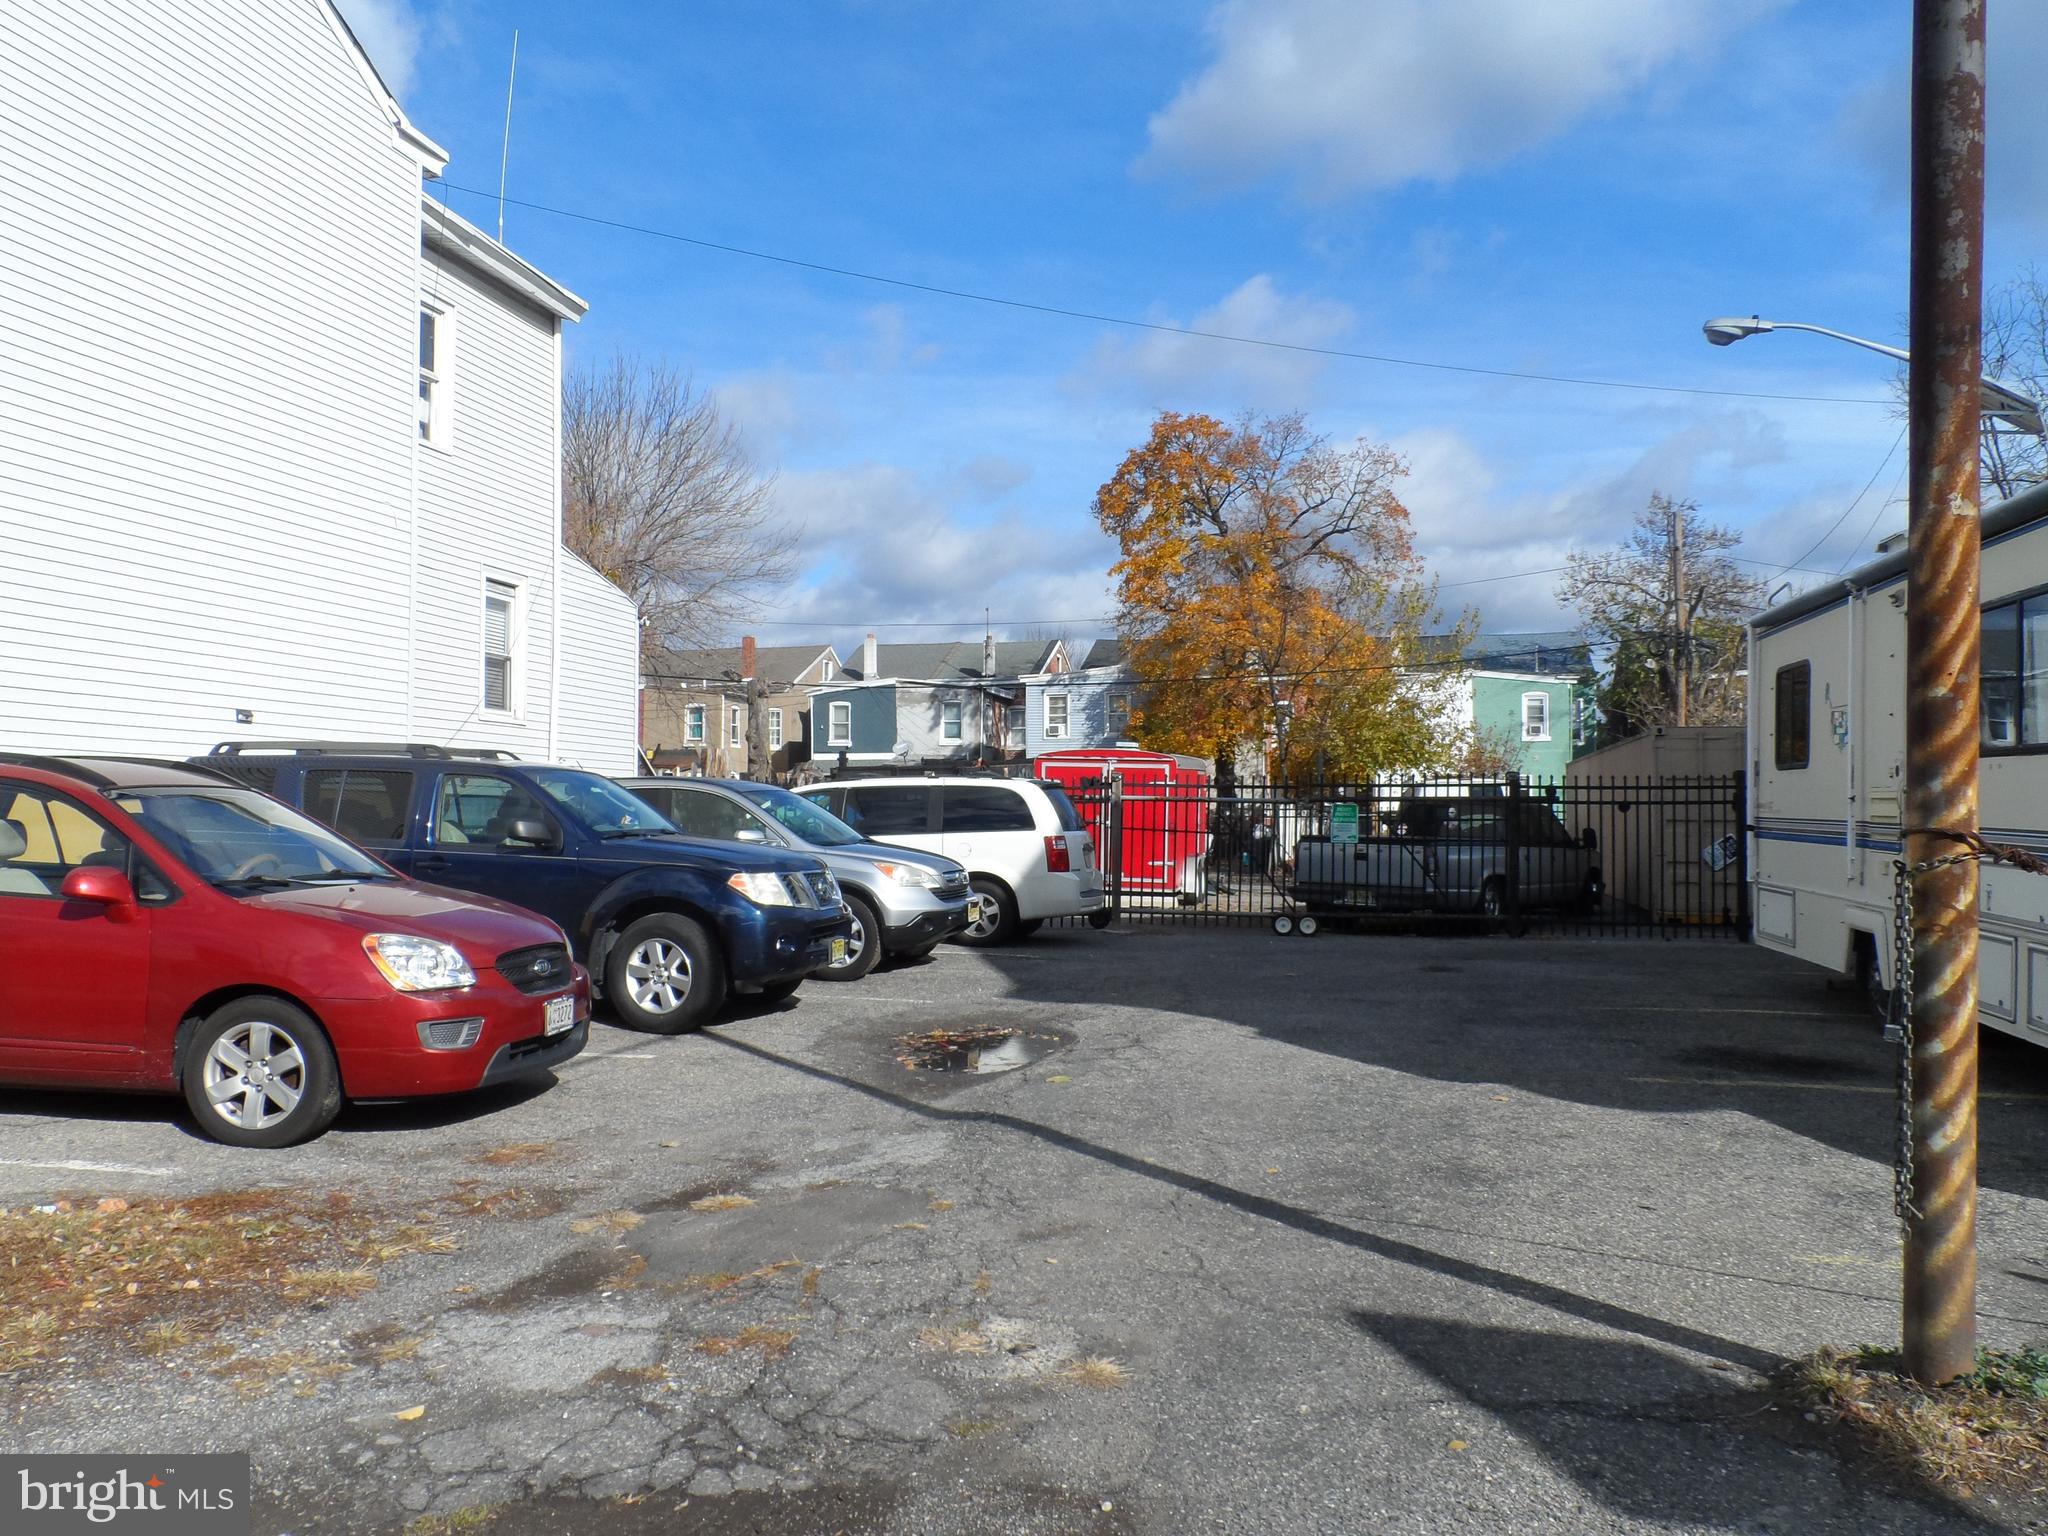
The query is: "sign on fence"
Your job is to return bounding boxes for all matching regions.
[1702,833,1740,871]
[1330,803,1359,845]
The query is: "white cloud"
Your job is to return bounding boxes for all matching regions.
[1141,0,1779,199]
[760,463,1116,635]
[335,0,423,101]
[1391,415,1792,632]
[1072,275,1353,406]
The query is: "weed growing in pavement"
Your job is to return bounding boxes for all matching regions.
[568,1210,646,1235]
[0,1192,453,1378]
[918,1326,992,1356]
[687,1193,757,1212]
[1784,1344,2048,1495]
[1058,1356,1132,1390]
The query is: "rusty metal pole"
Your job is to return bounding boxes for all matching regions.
[1902,0,1984,1387]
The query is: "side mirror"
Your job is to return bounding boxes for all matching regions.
[505,818,558,849]
[62,866,138,915]
[734,827,768,844]
[1579,827,1599,851]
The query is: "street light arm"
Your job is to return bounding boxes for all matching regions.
[1702,313,2044,435]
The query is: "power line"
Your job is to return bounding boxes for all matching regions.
[440,180,1889,409]
[1768,426,1907,583]
[1834,463,1912,576]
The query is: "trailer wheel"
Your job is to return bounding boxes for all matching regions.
[1272,914,1295,935]
[1297,914,1320,937]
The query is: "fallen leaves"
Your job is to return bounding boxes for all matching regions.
[693,1326,796,1362]
[393,1404,426,1422]
[918,1326,991,1356]
[473,1141,555,1167]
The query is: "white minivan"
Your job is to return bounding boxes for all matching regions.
[799,777,1105,945]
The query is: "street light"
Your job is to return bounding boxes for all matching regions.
[1702,314,2044,435]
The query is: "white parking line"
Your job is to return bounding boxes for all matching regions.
[0,1157,176,1177]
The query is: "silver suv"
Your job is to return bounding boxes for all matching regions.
[616,778,972,981]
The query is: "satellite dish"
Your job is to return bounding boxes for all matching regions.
[892,741,911,759]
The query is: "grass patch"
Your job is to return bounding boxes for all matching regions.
[568,1210,646,1236]
[1058,1356,1132,1390]
[693,1325,796,1362]
[680,1259,799,1295]
[0,1192,446,1378]
[687,1193,756,1213]
[1784,1344,2048,1494]
[405,1506,501,1536]
[208,1348,353,1399]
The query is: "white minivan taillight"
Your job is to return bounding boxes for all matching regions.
[1044,834,1070,873]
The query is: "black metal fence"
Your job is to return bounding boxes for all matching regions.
[1061,772,1748,938]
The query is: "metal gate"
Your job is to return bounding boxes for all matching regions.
[1063,772,1748,938]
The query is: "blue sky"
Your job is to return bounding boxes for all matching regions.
[340,0,2048,650]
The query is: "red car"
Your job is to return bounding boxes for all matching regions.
[0,755,589,1147]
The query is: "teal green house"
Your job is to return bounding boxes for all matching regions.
[1460,633,1598,779]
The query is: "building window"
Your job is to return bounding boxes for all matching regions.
[729,705,743,747]
[685,705,705,744]
[1982,595,2048,750]
[941,700,963,741]
[1774,661,1811,769]
[482,579,518,712]
[768,708,784,750]
[418,305,452,446]
[1005,705,1025,745]
[1520,691,1550,741]
[1571,693,1593,747]
[1107,691,1131,735]
[827,700,853,747]
[1044,692,1070,740]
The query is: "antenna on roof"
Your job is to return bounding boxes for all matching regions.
[496,30,519,244]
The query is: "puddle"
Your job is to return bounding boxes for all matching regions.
[895,1027,1044,1074]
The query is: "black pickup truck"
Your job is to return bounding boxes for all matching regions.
[198,743,852,1033]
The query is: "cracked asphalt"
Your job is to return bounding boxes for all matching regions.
[7,927,2048,1533]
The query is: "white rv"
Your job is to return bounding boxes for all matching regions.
[1748,480,2048,1041]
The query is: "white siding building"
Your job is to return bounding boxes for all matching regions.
[0,0,640,771]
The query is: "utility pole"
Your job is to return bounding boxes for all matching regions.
[1902,0,1984,1387]
[1670,499,1690,727]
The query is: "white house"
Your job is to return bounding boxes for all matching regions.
[0,0,640,770]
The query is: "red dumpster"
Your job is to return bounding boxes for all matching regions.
[1035,747,1213,898]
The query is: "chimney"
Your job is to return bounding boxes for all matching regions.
[740,634,757,681]
[863,631,879,679]
[983,627,995,679]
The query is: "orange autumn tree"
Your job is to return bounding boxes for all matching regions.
[1093,411,1471,785]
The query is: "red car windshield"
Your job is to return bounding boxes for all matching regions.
[112,787,388,887]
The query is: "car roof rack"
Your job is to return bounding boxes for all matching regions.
[0,753,244,790]
[205,741,521,761]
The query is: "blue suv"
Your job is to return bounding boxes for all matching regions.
[197,743,851,1034]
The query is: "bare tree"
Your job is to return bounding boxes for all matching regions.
[563,355,793,661]
[1558,494,1765,737]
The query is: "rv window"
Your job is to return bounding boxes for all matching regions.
[1774,662,1811,770]
[1980,595,2048,751]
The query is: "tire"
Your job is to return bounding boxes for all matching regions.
[891,943,939,964]
[1479,878,1506,919]
[1298,915,1320,937]
[1016,918,1044,938]
[957,878,1019,946]
[756,978,803,1003]
[1854,934,1893,1021]
[1087,911,1113,930]
[813,892,883,982]
[607,911,725,1034]
[1273,914,1295,935]
[181,997,341,1149]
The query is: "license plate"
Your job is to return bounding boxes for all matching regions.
[544,995,575,1036]
[830,938,848,965]
[967,896,986,922]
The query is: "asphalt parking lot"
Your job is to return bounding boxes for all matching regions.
[7,928,2048,1535]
